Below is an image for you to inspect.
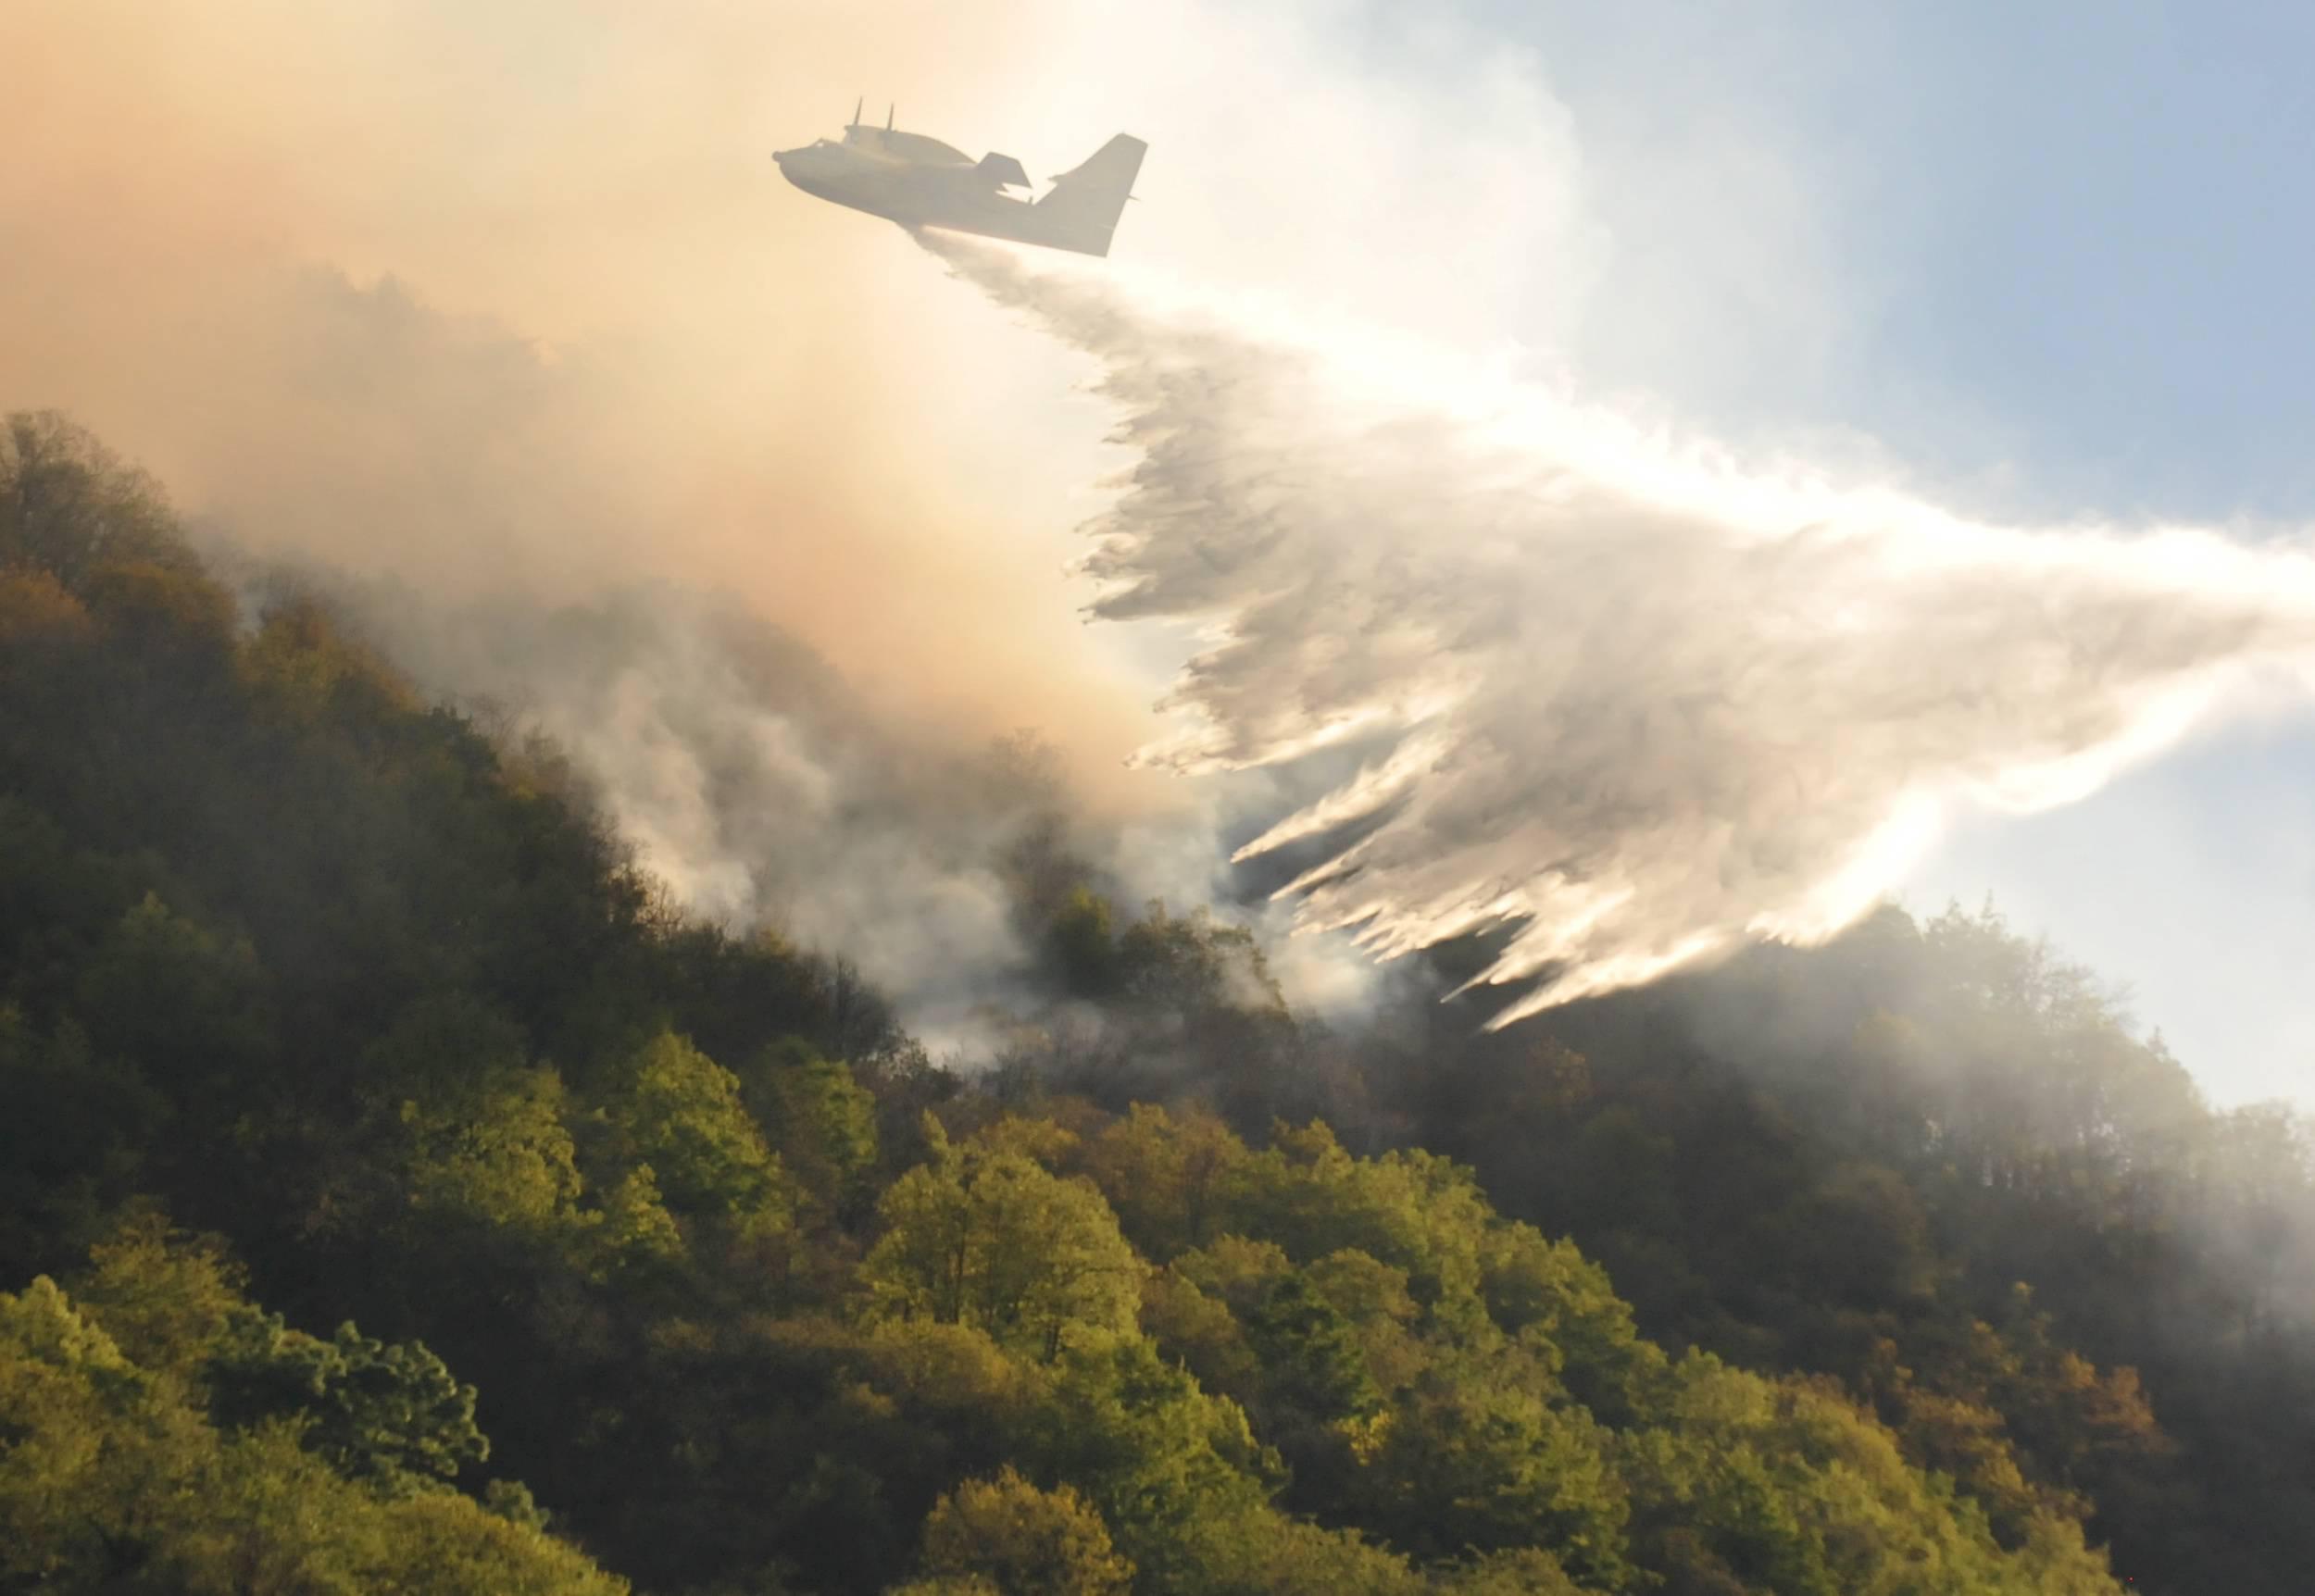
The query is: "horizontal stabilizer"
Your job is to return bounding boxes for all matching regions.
[976,152,1032,190]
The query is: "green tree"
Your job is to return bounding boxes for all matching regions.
[1245,1270,1383,1424]
[1082,1103,1247,1260]
[1437,1547,1584,1595]
[1174,1511,1426,1596]
[602,1029,792,1230]
[919,1467,1132,1596]
[752,1040,881,1219]
[1479,1223,1662,1425]
[206,1310,489,1496]
[1044,887,1122,1000]
[403,1066,586,1235]
[0,1273,626,1595]
[67,1208,245,1378]
[73,892,272,1090]
[1017,1334,1273,1591]
[863,1120,1140,1360]
[1353,1374,1632,1585]
[1218,1122,1491,1328]
[586,1163,687,1280]
[0,1010,168,1280]
[0,411,189,592]
[1623,1354,2120,1596]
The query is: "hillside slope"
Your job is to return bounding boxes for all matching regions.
[5,411,2305,1592]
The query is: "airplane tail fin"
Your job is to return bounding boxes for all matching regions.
[1032,133,1146,256]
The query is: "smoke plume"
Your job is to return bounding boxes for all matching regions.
[19,2,2315,1041]
[221,567,1372,1051]
[929,235,2315,1024]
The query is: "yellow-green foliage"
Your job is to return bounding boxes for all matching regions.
[0,1274,627,1596]
[1620,1354,2118,1596]
[1082,1104,1246,1261]
[920,1466,1133,1596]
[0,415,2220,1596]
[403,1066,586,1234]
[864,1120,1142,1360]
[603,1029,794,1231]
[754,1039,882,1216]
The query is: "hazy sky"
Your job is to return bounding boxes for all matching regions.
[6,1,2310,1105]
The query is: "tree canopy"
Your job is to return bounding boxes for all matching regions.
[4,412,2309,1594]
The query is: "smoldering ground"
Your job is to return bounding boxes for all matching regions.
[922,231,2315,1025]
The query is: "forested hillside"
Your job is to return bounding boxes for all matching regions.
[4,411,2309,1594]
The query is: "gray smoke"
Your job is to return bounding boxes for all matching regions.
[238,572,1376,1053]
[307,580,1054,1049]
[929,234,2315,1025]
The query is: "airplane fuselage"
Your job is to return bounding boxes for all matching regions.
[775,143,1035,239]
[774,121,1145,257]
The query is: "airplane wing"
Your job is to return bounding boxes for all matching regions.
[975,152,1032,190]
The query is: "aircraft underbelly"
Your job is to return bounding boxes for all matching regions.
[789,159,1119,256]
[922,194,1042,242]
[879,176,1030,232]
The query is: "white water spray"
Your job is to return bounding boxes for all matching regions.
[933,234,2315,1026]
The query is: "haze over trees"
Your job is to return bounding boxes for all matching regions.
[3,410,2310,1593]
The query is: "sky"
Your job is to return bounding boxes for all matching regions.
[1435,0,2315,1104]
[6,0,2311,1104]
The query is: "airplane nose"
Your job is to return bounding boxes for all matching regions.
[772,149,821,195]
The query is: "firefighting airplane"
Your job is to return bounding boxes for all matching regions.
[774,100,1147,257]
